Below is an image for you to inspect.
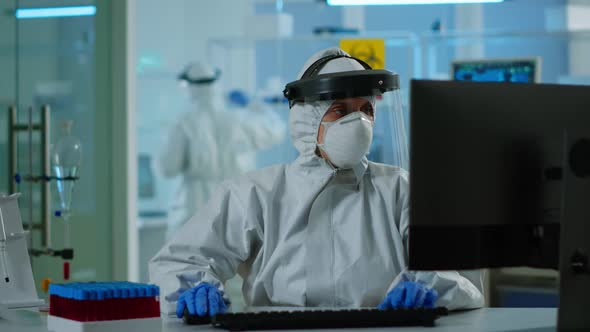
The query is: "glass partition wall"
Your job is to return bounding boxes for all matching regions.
[1,0,114,297]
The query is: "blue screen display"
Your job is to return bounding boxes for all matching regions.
[453,60,537,83]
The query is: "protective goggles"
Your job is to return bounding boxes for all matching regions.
[177,68,221,85]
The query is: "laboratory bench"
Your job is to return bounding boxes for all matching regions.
[0,307,557,332]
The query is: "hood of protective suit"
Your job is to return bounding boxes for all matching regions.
[181,62,224,112]
[289,47,375,169]
[188,84,224,111]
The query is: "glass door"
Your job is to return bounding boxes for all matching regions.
[2,0,115,298]
[0,0,16,196]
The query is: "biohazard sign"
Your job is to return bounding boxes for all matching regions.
[339,39,385,69]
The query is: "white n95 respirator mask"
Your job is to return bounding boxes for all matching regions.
[317,111,373,169]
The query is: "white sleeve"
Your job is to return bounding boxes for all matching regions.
[235,107,286,150]
[387,269,485,310]
[390,174,485,311]
[148,181,262,314]
[158,121,188,178]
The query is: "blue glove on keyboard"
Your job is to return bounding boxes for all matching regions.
[377,281,438,309]
[176,282,228,318]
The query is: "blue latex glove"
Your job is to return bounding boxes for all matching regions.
[377,281,438,310]
[176,283,228,318]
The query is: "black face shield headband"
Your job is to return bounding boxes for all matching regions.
[283,54,399,108]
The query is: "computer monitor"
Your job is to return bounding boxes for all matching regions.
[408,79,590,330]
[452,58,541,83]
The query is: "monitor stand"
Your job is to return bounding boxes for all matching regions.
[558,135,590,330]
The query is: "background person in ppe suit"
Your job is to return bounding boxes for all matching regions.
[158,62,286,237]
[150,48,484,318]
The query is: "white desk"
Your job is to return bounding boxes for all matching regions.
[0,308,557,332]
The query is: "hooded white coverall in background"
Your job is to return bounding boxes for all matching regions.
[158,62,285,236]
[150,49,484,314]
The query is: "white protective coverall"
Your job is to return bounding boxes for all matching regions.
[159,62,286,235]
[150,49,484,314]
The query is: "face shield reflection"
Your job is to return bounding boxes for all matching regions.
[373,89,408,170]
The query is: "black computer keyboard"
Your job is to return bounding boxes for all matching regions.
[183,307,449,330]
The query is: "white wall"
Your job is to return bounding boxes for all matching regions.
[454,4,484,59]
[135,0,253,75]
[566,1,590,76]
[183,1,254,61]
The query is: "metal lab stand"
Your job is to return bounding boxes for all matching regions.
[7,105,73,261]
[8,105,51,248]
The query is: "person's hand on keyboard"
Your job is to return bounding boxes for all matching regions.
[377,281,438,309]
[176,282,228,318]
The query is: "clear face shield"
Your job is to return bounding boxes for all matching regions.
[283,55,409,169]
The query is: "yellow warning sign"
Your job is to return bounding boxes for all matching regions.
[339,39,385,69]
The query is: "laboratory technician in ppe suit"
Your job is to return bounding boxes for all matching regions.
[159,62,285,237]
[150,48,484,317]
